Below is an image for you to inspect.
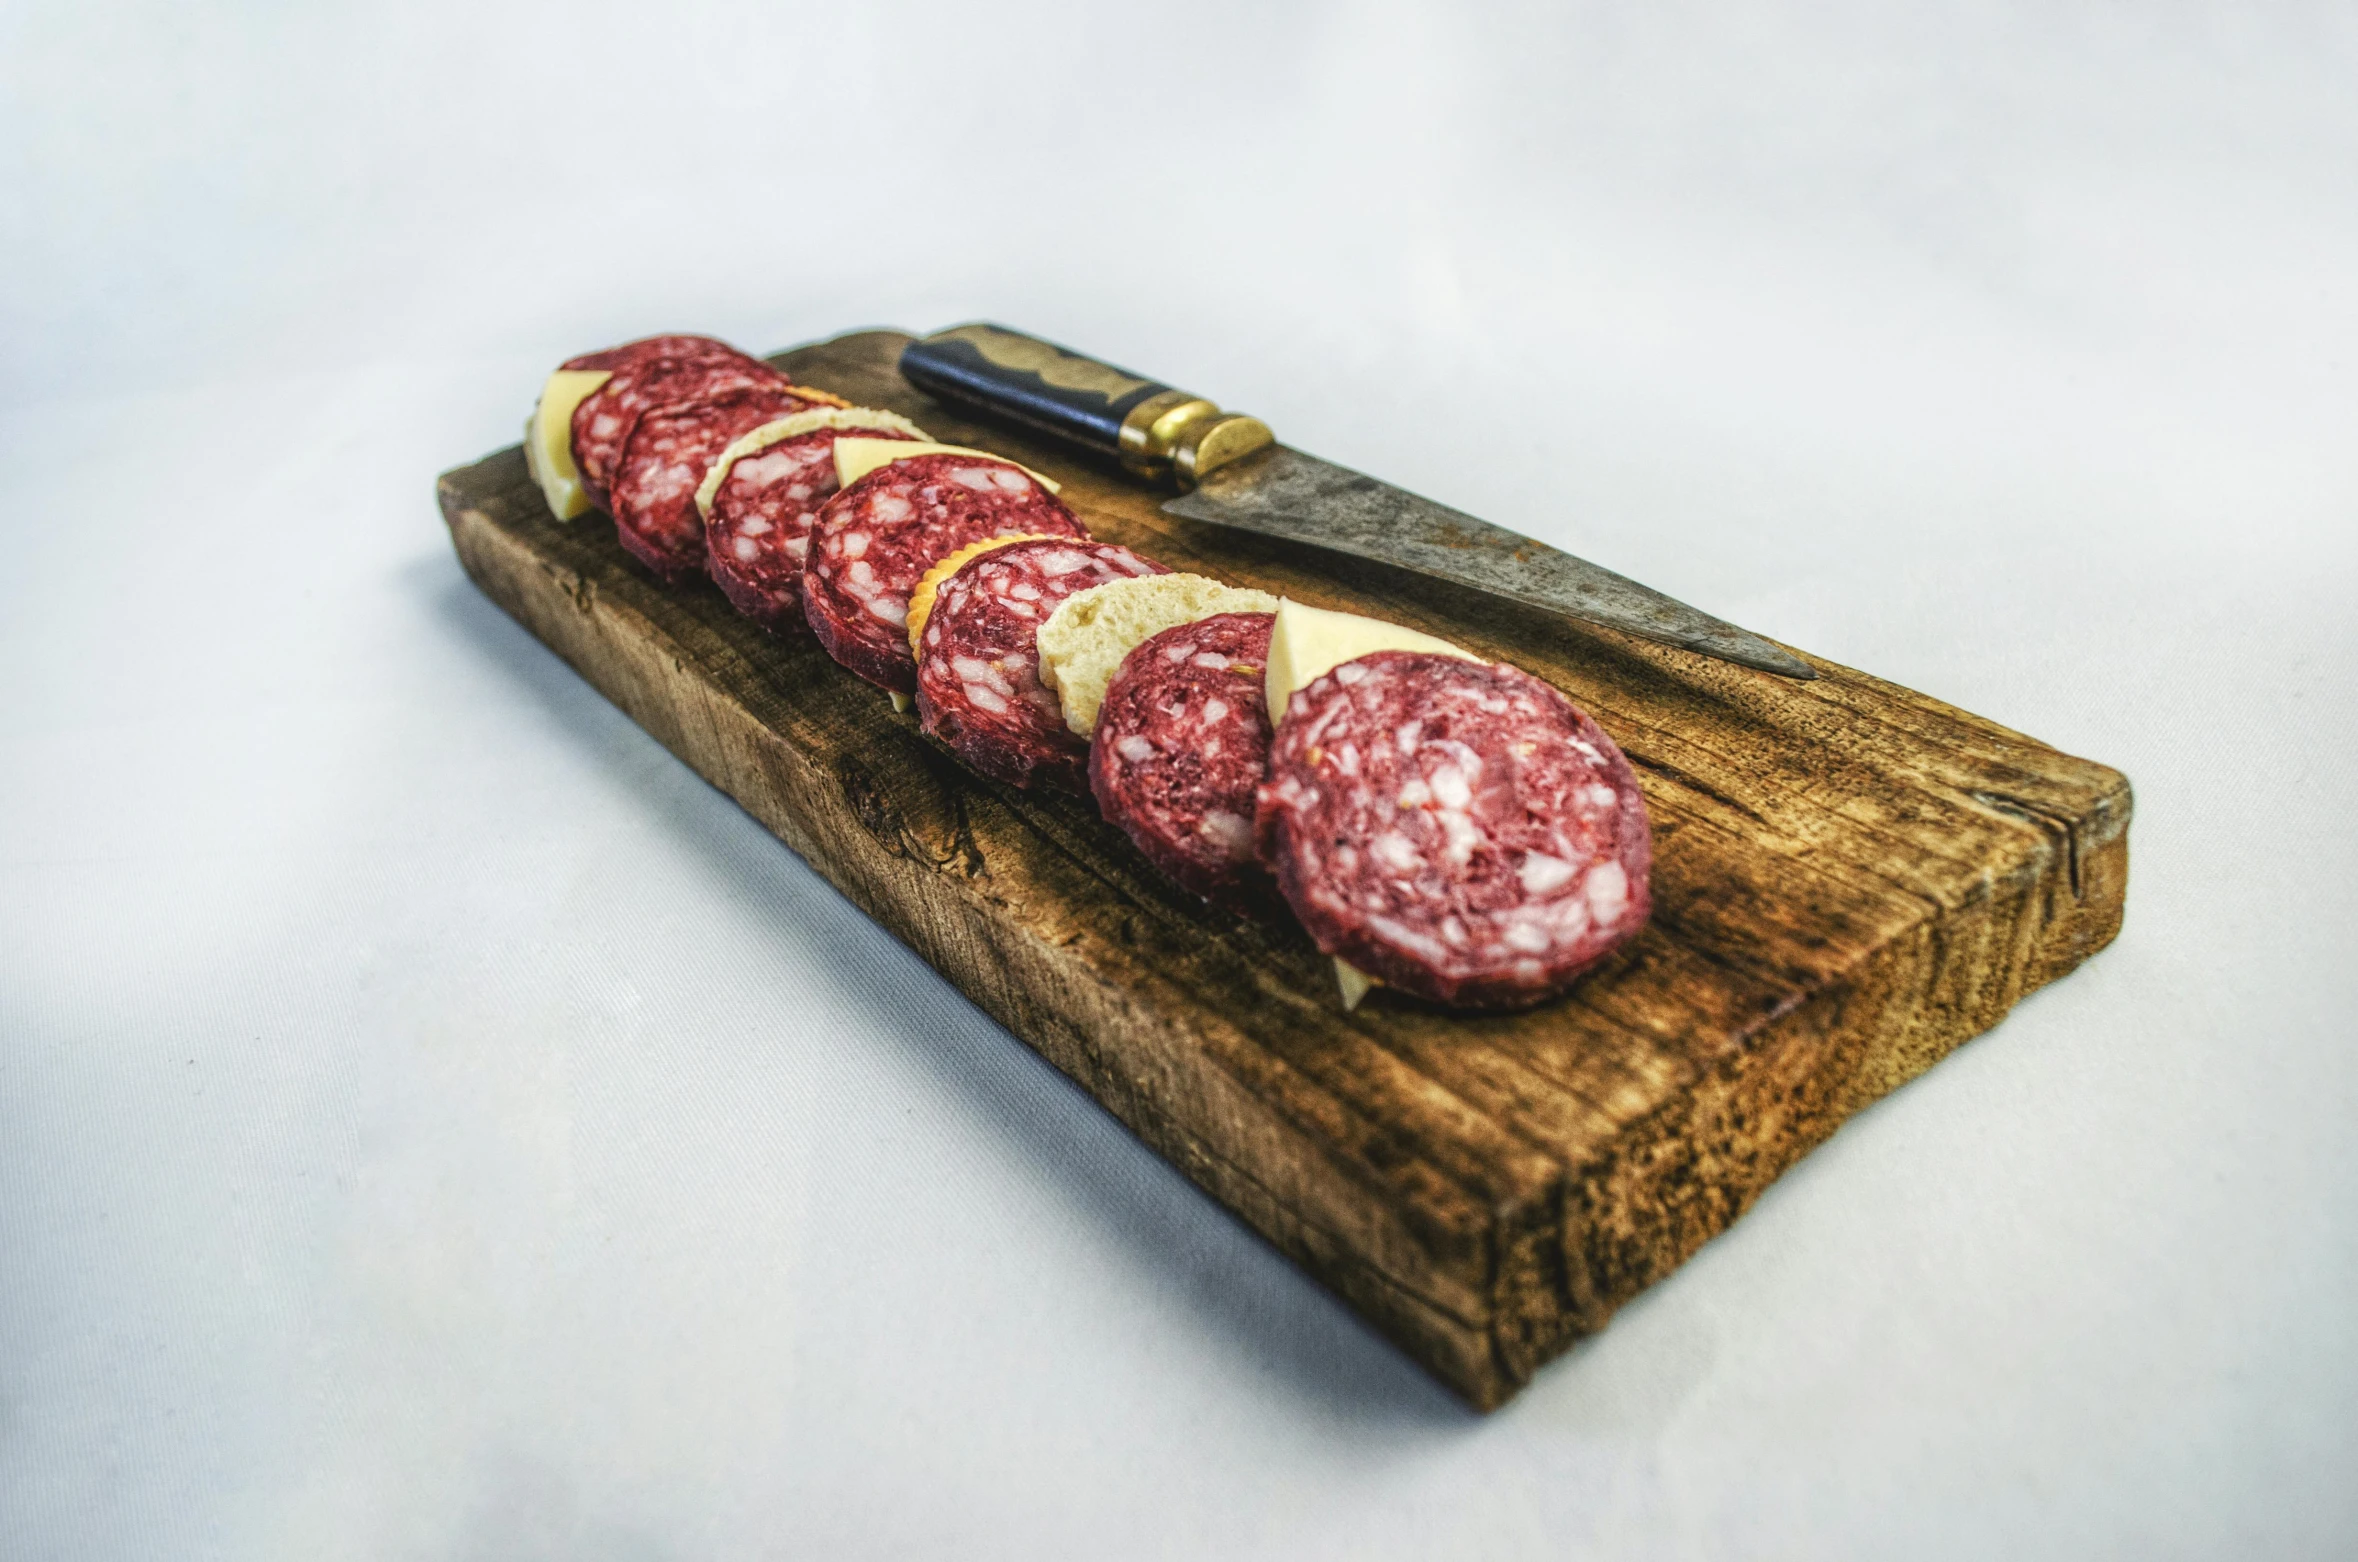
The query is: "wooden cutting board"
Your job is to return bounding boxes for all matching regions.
[438,329,2131,1409]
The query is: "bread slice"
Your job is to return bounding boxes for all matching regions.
[1036,573,1281,738]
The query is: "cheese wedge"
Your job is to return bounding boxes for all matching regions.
[832,439,1061,495]
[1263,598,1477,729]
[1262,599,1481,1009]
[694,407,932,521]
[1036,573,1281,738]
[523,368,613,520]
[904,533,1071,654]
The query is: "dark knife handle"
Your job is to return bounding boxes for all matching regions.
[899,323,1273,489]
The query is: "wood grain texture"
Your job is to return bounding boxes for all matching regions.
[438,329,2132,1409]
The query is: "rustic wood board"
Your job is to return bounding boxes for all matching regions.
[438,329,2131,1409]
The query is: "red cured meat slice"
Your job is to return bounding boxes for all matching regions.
[706,424,921,633]
[1254,651,1652,1010]
[609,387,817,583]
[915,539,1169,789]
[1088,612,1275,904]
[570,344,788,511]
[561,334,745,375]
[803,453,1086,695]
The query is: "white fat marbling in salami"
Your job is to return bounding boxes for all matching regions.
[916,539,1168,789]
[705,423,921,633]
[1254,651,1651,1010]
[609,387,814,583]
[1089,612,1275,905]
[803,453,1086,695]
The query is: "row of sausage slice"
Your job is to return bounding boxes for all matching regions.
[525,334,1652,1011]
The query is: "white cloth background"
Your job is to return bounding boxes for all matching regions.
[4,4,2352,1557]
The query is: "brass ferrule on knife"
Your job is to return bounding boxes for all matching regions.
[1115,389,1275,489]
[898,324,1272,490]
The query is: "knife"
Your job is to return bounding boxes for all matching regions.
[897,324,1816,680]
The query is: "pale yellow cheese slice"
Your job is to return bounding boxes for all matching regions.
[904,533,1071,655]
[693,407,932,521]
[1262,599,1482,1009]
[1036,573,1280,738]
[523,368,612,520]
[832,439,1062,495]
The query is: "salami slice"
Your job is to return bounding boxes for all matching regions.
[803,453,1087,695]
[609,386,816,582]
[914,539,1169,789]
[561,334,745,375]
[1254,651,1651,1010]
[570,342,788,511]
[701,413,927,633]
[1088,612,1275,904]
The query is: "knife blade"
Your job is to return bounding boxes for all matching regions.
[899,323,1815,680]
[1166,445,1816,680]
